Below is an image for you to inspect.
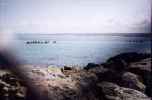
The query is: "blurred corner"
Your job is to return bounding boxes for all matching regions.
[0,31,49,100]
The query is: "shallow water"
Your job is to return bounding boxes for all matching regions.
[13,34,151,67]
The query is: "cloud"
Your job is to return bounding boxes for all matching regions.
[136,20,151,33]
[128,18,151,33]
[0,0,150,33]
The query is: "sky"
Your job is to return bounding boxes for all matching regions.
[0,0,151,34]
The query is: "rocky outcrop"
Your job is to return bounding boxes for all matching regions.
[0,52,151,100]
[84,63,100,70]
[104,52,151,71]
[127,58,152,97]
[0,70,26,100]
[98,82,150,100]
[121,72,145,92]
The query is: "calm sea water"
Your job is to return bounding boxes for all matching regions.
[13,34,151,67]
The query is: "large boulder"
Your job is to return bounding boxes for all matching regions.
[121,72,145,92]
[128,58,152,97]
[107,52,151,64]
[105,52,151,71]
[98,82,150,100]
[0,70,26,100]
[84,63,100,70]
[87,65,108,75]
[128,58,151,72]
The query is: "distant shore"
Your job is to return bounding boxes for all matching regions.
[16,33,152,37]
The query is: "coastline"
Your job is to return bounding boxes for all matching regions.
[0,52,151,100]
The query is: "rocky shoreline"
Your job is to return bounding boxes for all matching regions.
[0,52,151,100]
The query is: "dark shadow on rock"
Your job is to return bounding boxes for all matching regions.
[104,52,151,71]
[127,68,152,97]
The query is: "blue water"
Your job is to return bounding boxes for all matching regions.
[13,34,151,67]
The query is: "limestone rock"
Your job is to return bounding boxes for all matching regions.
[121,72,145,92]
[0,70,26,100]
[98,82,150,100]
[128,58,152,97]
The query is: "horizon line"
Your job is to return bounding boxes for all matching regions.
[16,33,152,37]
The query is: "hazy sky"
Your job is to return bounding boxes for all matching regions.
[0,0,151,33]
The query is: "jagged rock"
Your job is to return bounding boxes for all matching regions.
[92,66,147,94]
[87,65,108,75]
[106,58,128,71]
[0,70,26,100]
[1,73,19,86]
[98,82,150,100]
[47,66,63,75]
[107,52,151,64]
[105,52,151,71]
[84,63,100,70]
[121,72,145,92]
[128,58,151,72]
[47,66,65,79]
[95,69,123,84]
[61,66,80,77]
[128,58,152,97]
[27,66,65,81]
[31,69,47,77]
[0,53,151,100]
[63,66,73,70]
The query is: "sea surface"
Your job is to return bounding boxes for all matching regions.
[12,34,151,67]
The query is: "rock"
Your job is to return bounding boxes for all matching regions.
[121,72,145,92]
[46,65,100,100]
[47,66,63,75]
[84,63,100,70]
[1,73,19,86]
[128,58,151,72]
[61,66,79,77]
[98,82,150,100]
[128,58,152,97]
[47,66,65,79]
[105,52,151,71]
[0,52,150,100]
[87,65,108,75]
[0,70,27,100]
[95,69,123,83]
[106,58,128,71]
[63,66,73,70]
[107,52,151,64]
[29,66,65,80]
[89,67,146,93]
[31,69,47,77]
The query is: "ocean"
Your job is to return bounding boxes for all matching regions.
[13,34,151,67]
